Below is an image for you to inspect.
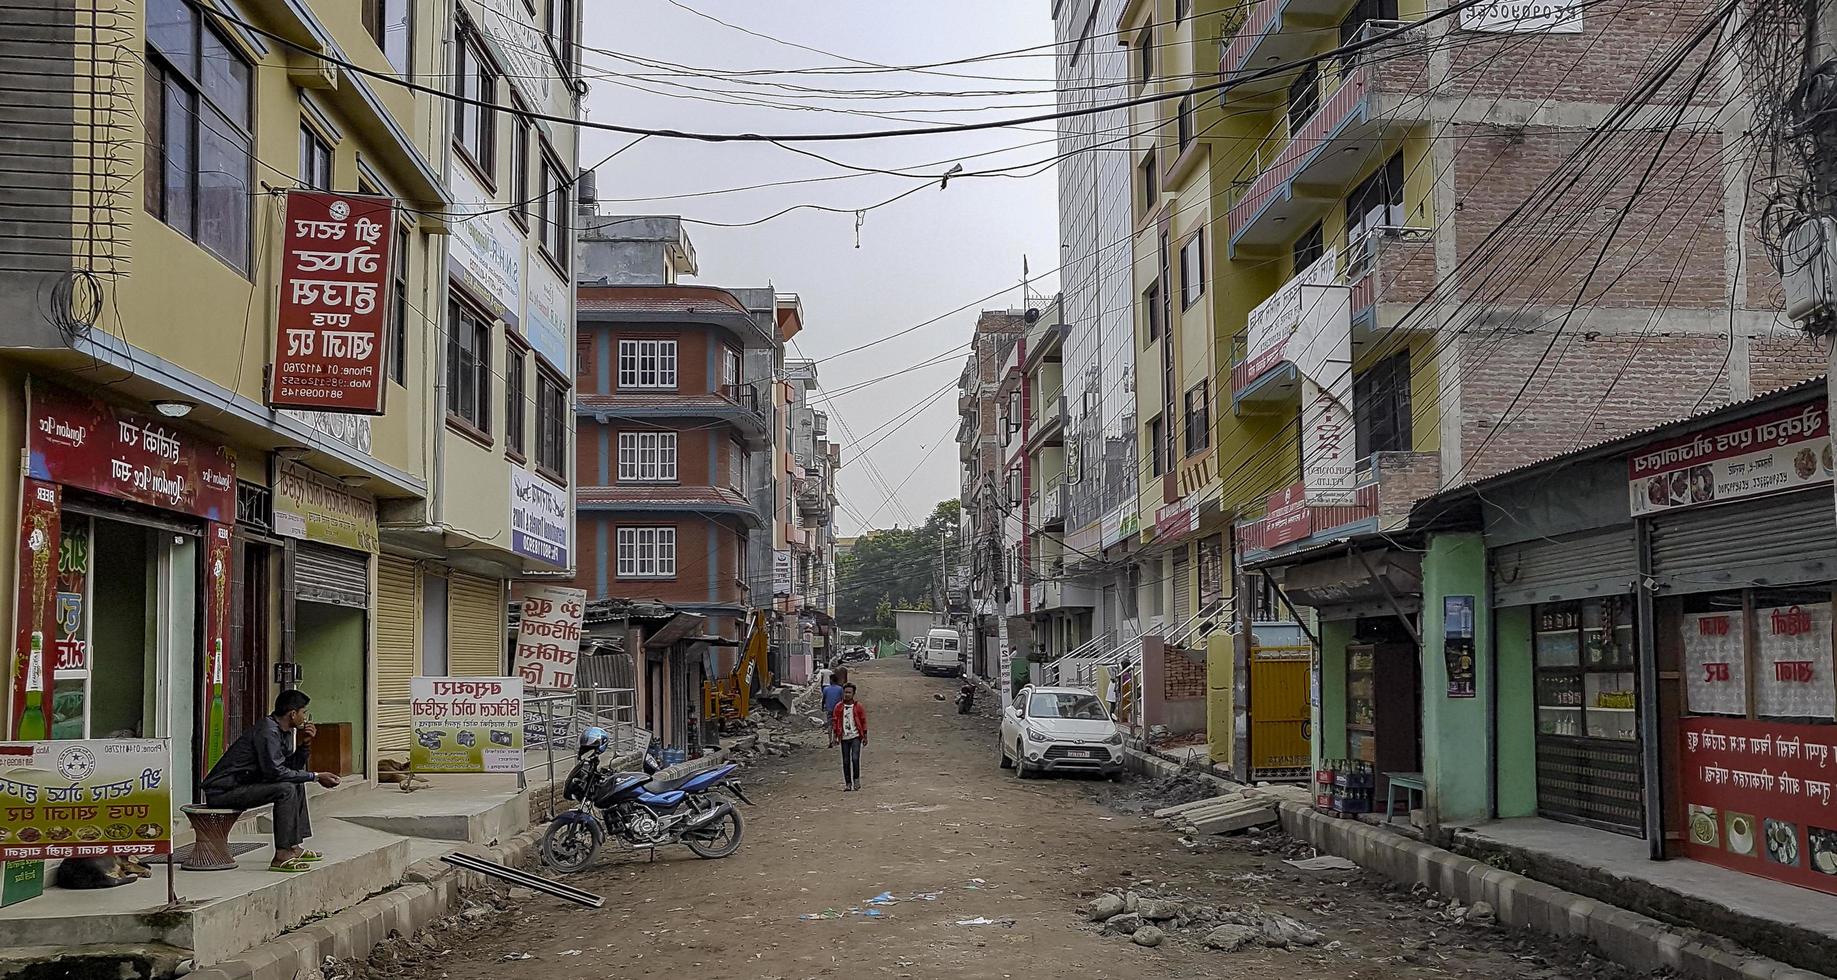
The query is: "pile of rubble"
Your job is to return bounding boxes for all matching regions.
[1080,888,1326,952]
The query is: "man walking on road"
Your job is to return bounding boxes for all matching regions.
[821,667,849,716]
[830,683,867,791]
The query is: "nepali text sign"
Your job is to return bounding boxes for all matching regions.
[271,191,395,414]
[273,461,379,552]
[513,587,585,690]
[510,465,570,567]
[1262,482,1311,549]
[524,245,571,370]
[448,165,522,325]
[1243,250,1340,386]
[1680,717,1837,895]
[1459,0,1583,33]
[0,739,172,861]
[409,677,524,773]
[27,380,235,522]
[1629,399,1829,516]
[1684,609,1748,716]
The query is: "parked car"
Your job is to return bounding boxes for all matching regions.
[999,685,1124,779]
[916,628,964,676]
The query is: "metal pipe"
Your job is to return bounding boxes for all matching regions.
[441,853,604,908]
[1634,517,1664,858]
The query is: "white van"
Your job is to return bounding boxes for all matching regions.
[918,627,963,676]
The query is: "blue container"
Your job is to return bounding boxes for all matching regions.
[662,748,687,767]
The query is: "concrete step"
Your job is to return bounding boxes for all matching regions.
[0,820,409,967]
[319,778,530,845]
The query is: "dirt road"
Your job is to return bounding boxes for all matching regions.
[376,661,1645,980]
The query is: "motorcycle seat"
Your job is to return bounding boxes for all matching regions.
[642,772,698,794]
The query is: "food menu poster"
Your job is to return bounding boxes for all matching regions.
[1628,400,1829,516]
[0,739,172,861]
[1680,717,1837,895]
[1684,610,1747,716]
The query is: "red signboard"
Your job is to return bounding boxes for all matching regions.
[270,190,396,414]
[203,522,232,767]
[1262,482,1311,548]
[1679,717,1837,894]
[26,381,236,523]
[1629,399,1828,516]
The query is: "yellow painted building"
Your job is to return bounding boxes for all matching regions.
[0,0,582,795]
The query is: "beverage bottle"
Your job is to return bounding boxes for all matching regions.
[18,631,46,740]
[207,638,226,764]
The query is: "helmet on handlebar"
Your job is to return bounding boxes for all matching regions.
[577,726,610,756]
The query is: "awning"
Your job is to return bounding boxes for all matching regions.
[1272,547,1423,620]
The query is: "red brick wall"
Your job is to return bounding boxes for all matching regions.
[1164,646,1206,700]
[575,323,742,397]
[1444,0,1717,106]
[571,515,747,609]
[1750,332,1826,394]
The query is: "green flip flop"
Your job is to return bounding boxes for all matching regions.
[297,850,324,863]
[268,859,312,873]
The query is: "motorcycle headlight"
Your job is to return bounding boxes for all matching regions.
[1023,726,1048,743]
[1105,732,1124,746]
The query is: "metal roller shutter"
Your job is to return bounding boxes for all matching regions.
[448,572,505,676]
[1651,490,1837,595]
[296,543,369,608]
[1172,555,1192,625]
[374,556,419,753]
[1491,529,1638,607]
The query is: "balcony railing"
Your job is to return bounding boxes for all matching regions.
[1236,451,1440,556]
[720,383,765,420]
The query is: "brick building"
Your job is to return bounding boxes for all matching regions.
[955,309,1029,678]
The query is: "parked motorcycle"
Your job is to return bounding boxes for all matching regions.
[956,674,976,714]
[541,731,751,873]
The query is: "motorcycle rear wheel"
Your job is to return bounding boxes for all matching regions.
[541,818,602,873]
[683,808,744,859]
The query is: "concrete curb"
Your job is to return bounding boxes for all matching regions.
[180,830,543,980]
[1119,748,1830,980]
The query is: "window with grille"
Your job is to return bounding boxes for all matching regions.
[618,432,677,482]
[1355,351,1412,457]
[617,526,676,578]
[145,0,252,273]
[446,296,492,433]
[618,340,677,389]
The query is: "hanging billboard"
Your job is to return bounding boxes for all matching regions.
[270,191,396,414]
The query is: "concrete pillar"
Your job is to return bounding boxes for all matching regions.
[1315,618,1352,770]
[1420,532,1492,824]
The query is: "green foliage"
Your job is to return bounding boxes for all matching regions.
[836,499,959,629]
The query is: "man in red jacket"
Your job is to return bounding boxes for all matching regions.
[829,683,868,791]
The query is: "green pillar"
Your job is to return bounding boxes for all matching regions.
[1421,533,1491,824]
[1313,619,1352,771]
[1494,605,1538,817]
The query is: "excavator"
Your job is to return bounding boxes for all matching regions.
[703,610,773,724]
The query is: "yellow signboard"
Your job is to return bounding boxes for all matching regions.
[410,677,525,773]
[273,460,379,552]
[0,739,172,860]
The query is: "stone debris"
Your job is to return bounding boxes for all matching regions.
[1100,912,1143,936]
[1082,887,1330,953]
[1132,925,1166,947]
[1256,913,1323,948]
[1203,924,1259,952]
[1086,894,1126,921]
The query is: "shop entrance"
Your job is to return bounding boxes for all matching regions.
[1346,616,1421,807]
[225,536,275,755]
[1532,597,1643,834]
[289,542,370,777]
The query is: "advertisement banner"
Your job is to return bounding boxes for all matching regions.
[773,551,793,598]
[280,410,372,457]
[509,465,570,568]
[273,460,379,552]
[204,523,232,766]
[1301,382,1357,505]
[271,191,395,414]
[1680,717,1837,895]
[1756,603,1837,720]
[524,247,571,371]
[1459,0,1583,33]
[9,481,58,739]
[512,587,585,690]
[1629,400,1829,516]
[1243,250,1340,385]
[409,677,524,773]
[1262,483,1311,548]
[448,165,522,326]
[0,739,173,861]
[1443,595,1477,698]
[27,380,236,522]
[1684,610,1748,716]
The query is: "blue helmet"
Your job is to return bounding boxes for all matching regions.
[578,726,610,755]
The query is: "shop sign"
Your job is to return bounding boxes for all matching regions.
[1102,505,1138,550]
[10,481,59,739]
[280,410,372,457]
[448,165,522,326]
[1628,400,1828,516]
[1302,384,1358,504]
[524,248,571,371]
[1459,0,1583,33]
[271,191,396,414]
[513,587,585,690]
[1443,595,1477,698]
[272,461,379,552]
[1155,500,1198,541]
[1684,610,1748,715]
[509,465,570,568]
[409,676,525,773]
[1263,482,1311,548]
[27,381,236,522]
[1680,717,1837,894]
[1757,603,1836,719]
[1244,250,1340,385]
[0,738,173,861]
[773,550,793,598]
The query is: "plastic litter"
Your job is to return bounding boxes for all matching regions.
[1284,856,1359,873]
[956,916,1016,927]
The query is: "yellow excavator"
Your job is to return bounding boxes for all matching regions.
[704,610,773,724]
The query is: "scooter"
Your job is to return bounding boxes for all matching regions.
[956,674,977,714]
[542,733,753,873]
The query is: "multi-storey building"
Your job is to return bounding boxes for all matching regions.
[1053,0,1147,676]
[783,359,841,679]
[957,309,1029,678]
[571,215,782,746]
[1117,0,1818,784]
[0,0,580,795]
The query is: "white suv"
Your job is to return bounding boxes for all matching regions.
[999,685,1125,778]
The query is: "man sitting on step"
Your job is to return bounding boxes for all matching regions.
[199,689,341,872]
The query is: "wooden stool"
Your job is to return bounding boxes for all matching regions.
[178,805,243,871]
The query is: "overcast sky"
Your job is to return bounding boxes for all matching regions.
[577,0,1062,534]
